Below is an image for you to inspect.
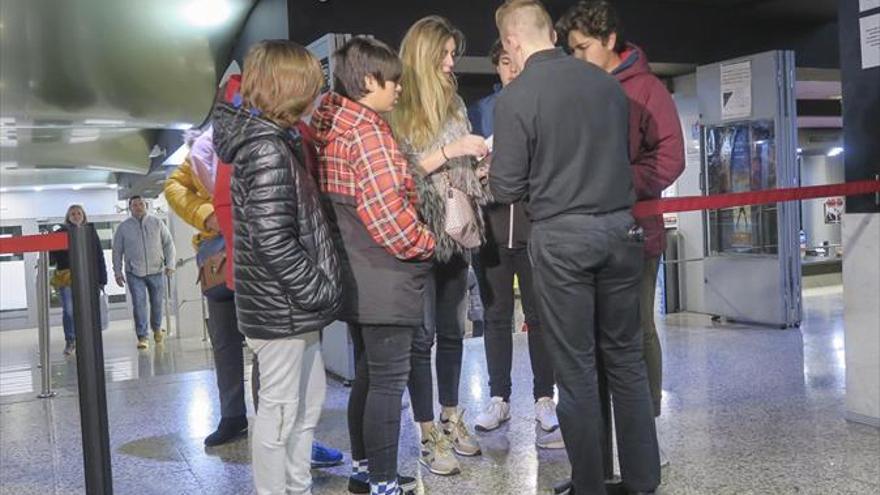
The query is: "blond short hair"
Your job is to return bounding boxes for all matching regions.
[495,0,554,40]
[241,40,323,128]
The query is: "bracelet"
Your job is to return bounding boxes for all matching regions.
[440,145,450,162]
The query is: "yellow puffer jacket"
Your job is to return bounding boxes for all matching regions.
[164,157,218,250]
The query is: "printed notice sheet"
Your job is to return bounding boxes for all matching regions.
[720,61,752,120]
[860,13,880,69]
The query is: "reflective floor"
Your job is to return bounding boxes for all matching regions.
[1,285,878,494]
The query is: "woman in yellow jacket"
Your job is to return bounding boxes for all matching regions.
[164,131,248,446]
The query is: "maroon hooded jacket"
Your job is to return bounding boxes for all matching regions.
[612,44,685,258]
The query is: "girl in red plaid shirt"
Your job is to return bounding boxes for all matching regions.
[313,37,434,495]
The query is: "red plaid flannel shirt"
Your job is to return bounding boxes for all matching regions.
[314,93,434,260]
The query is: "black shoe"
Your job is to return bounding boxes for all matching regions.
[348,474,417,494]
[553,479,640,495]
[204,416,248,447]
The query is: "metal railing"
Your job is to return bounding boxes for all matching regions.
[35,251,56,399]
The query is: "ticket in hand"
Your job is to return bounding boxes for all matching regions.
[485,135,494,153]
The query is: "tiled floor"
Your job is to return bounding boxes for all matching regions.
[1,285,878,494]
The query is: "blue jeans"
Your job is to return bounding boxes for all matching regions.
[127,272,165,338]
[59,286,75,343]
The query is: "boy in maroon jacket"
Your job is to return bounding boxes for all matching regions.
[558,0,686,466]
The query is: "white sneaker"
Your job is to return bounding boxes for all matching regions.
[535,397,559,432]
[474,397,511,432]
[441,408,481,457]
[419,424,461,476]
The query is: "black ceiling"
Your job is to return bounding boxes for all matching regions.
[288,0,840,69]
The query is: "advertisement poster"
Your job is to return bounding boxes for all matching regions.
[720,61,752,120]
[824,197,844,224]
[704,119,776,254]
[728,127,752,248]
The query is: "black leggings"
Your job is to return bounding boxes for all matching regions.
[348,324,413,483]
[408,255,467,422]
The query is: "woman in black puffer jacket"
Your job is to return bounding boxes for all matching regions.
[211,40,341,495]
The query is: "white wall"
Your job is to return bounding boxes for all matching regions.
[843,212,880,426]
[672,74,707,314]
[166,211,206,340]
[0,188,123,221]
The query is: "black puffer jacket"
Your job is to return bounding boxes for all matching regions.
[212,103,342,339]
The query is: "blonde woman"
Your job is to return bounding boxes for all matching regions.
[390,15,489,477]
[49,205,107,355]
[212,40,342,495]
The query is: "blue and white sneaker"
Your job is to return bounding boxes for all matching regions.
[311,441,344,468]
[348,474,416,494]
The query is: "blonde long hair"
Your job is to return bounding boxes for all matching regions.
[390,16,465,150]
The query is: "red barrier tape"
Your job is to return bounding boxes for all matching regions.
[632,179,880,219]
[0,232,68,255]
[0,180,876,253]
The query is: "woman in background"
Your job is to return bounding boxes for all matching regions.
[50,204,107,355]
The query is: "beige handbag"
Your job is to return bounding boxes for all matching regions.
[442,173,481,249]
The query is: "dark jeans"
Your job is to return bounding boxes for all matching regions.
[348,324,413,483]
[408,254,467,423]
[530,211,660,494]
[478,244,554,401]
[206,298,246,419]
[640,256,662,417]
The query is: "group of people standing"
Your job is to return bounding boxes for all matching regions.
[161,1,684,494]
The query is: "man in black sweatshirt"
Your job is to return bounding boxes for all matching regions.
[490,1,660,494]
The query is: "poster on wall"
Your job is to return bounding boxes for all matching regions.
[720,61,752,120]
[824,197,844,224]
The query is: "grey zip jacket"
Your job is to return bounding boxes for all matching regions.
[112,214,176,278]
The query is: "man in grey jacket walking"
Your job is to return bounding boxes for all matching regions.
[112,196,176,349]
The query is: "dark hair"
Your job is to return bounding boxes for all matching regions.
[556,0,627,54]
[128,195,143,206]
[489,39,506,66]
[333,37,402,100]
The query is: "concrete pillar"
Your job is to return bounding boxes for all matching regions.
[838,0,880,427]
[842,213,880,426]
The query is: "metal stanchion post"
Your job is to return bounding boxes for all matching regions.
[164,272,173,338]
[200,293,209,342]
[69,224,113,494]
[36,251,56,399]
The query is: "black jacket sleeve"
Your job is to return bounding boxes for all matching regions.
[489,91,531,204]
[239,139,337,311]
[91,226,107,286]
